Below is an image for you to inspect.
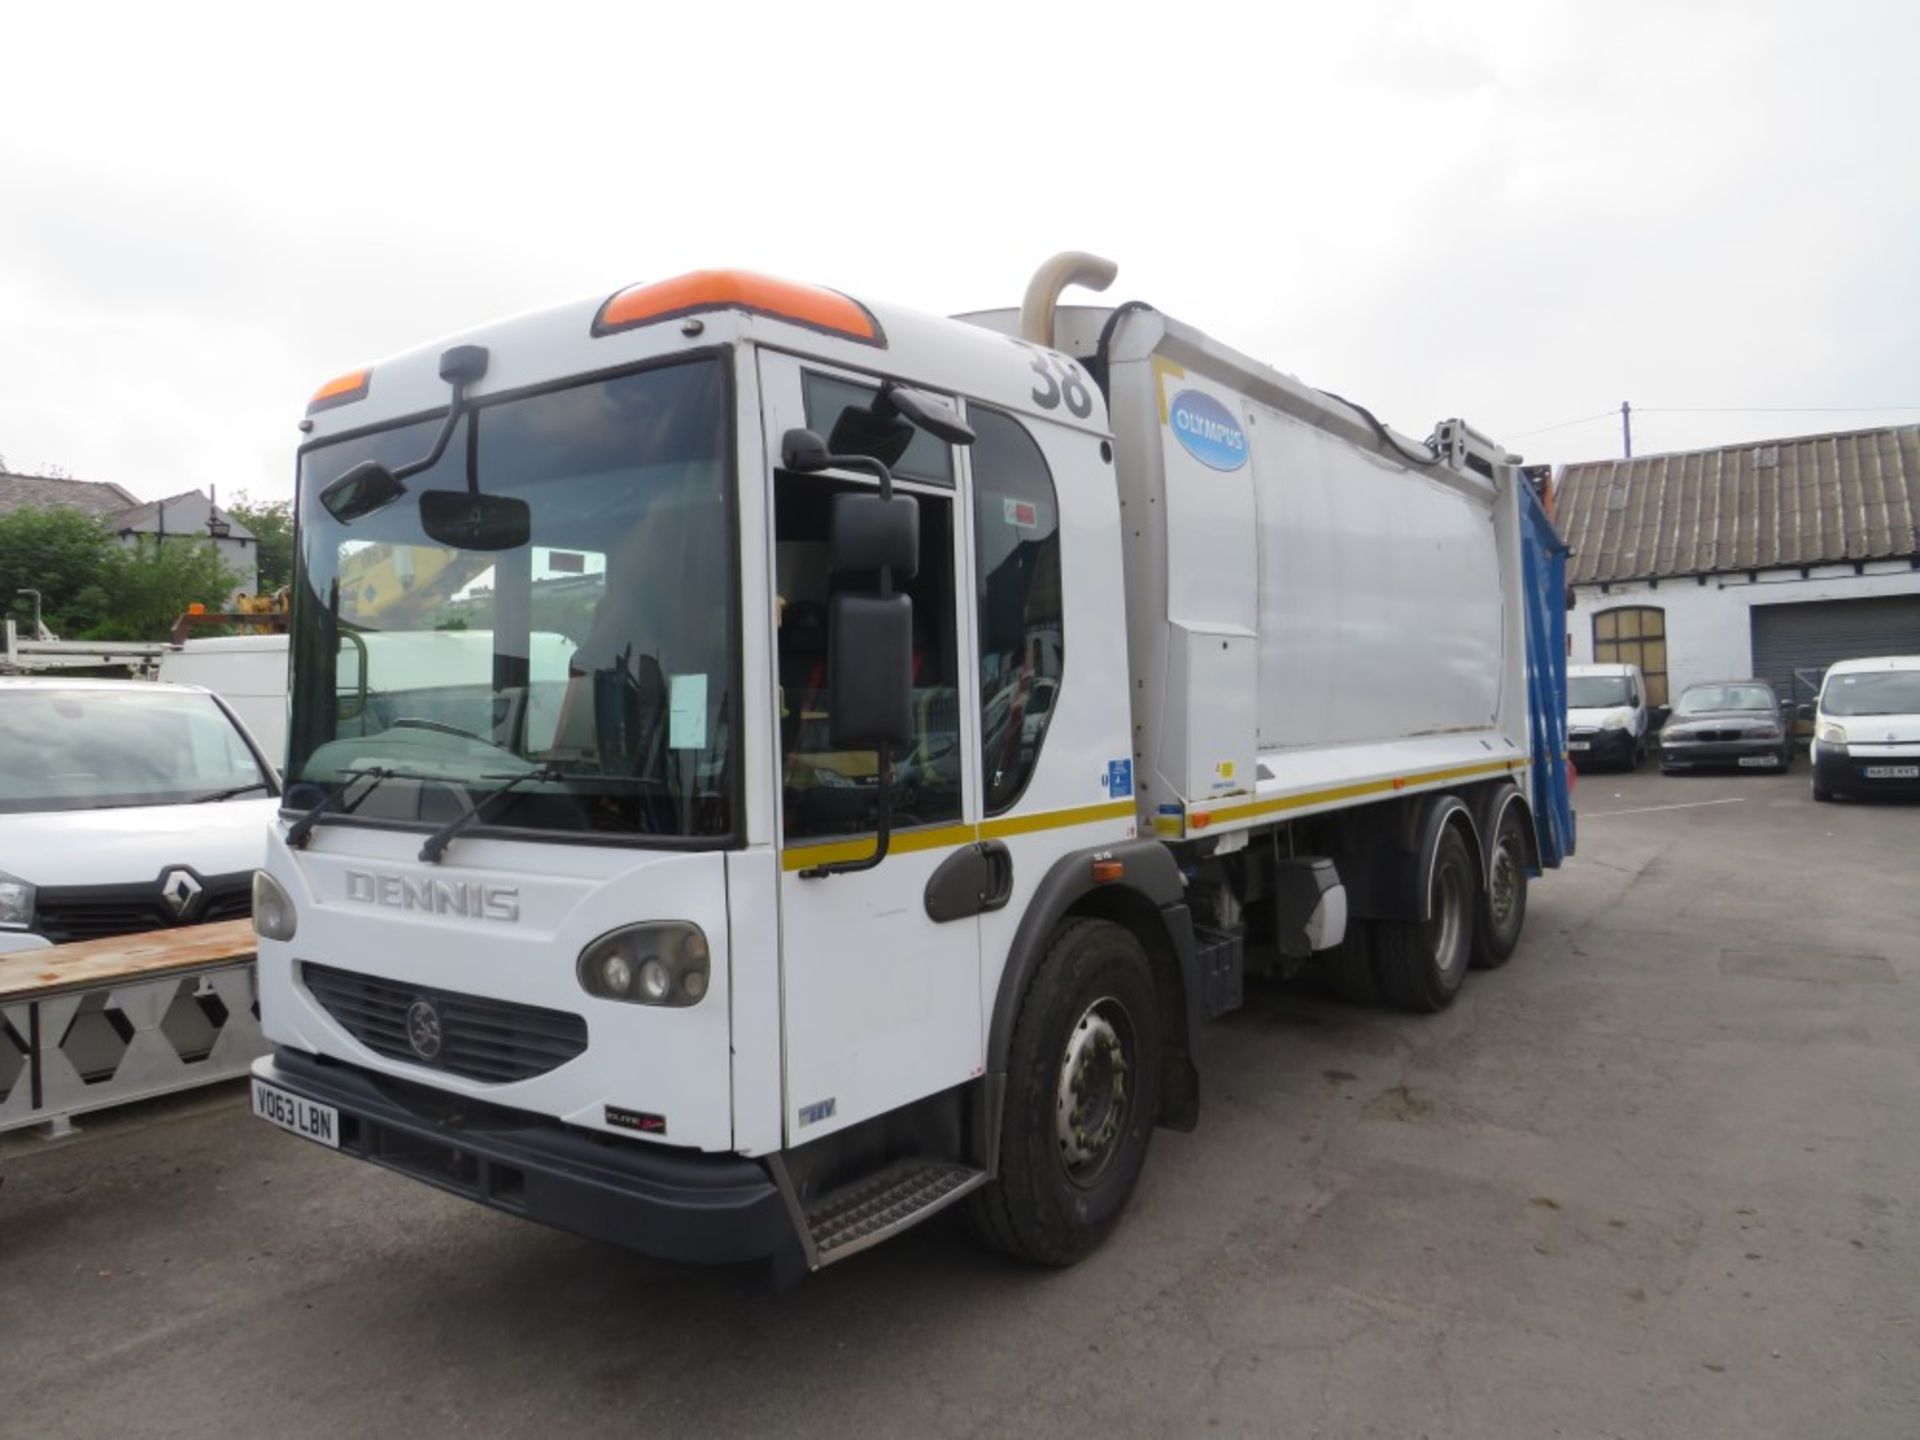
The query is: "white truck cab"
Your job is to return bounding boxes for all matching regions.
[1566,662,1649,770]
[0,678,280,953]
[248,260,1574,1276]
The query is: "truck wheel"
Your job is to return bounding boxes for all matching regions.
[970,919,1163,1266]
[1373,825,1474,1012]
[1471,809,1529,970]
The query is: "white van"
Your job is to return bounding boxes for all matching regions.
[0,678,281,953]
[1566,662,1650,770]
[1809,655,1920,802]
[160,635,291,770]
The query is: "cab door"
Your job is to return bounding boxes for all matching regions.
[758,350,983,1143]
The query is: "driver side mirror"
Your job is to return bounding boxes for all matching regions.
[320,460,408,524]
[1649,705,1670,730]
[828,594,914,749]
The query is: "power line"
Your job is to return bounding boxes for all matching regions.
[1633,405,1920,415]
[1504,411,1617,440]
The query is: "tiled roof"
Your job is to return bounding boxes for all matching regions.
[1556,425,1920,585]
[0,471,140,518]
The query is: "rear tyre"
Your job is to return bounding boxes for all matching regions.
[969,919,1163,1266]
[1374,825,1475,1012]
[1471,808,1529,970]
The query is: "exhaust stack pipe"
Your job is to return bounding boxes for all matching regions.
[1019,251,1118,348]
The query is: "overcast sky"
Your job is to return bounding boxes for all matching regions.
[4,1,1916,505]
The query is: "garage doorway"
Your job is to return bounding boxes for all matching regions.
[1751,593,1920,717]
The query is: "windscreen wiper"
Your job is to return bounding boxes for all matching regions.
[417,766,673,861]
[285,767,405,849]
[191,781,275,804]
[417,765,559,864]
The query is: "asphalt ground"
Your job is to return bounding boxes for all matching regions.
[3,763,1916,1439]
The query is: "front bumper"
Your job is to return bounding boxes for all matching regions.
[254,1049,798,1266]
[1661,736,1787,769]
[1812,745,1920,797]
[1569,727,1635,767]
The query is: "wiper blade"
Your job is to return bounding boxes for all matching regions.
[285,767,405,849]
[191,781,275,804]
[418,765,557,864]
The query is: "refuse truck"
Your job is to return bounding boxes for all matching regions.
[249,254,1575,1275]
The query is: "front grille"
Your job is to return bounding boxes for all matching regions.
[35,875,251,944]
[302,962,588,1084]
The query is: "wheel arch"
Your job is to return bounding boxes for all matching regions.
[985,840,1201,1136]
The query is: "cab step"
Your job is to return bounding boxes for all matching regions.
[803,1159,987,1267]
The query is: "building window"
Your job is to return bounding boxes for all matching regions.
[1593,606,1667,705]
[971,407,1062,814]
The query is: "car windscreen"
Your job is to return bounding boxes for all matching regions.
[1674,684,1775,715]
[0,690,273,813]
[1567,675,1631,708]
[1821,669,1920,717]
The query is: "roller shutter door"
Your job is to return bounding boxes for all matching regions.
[1750,593,1920,704]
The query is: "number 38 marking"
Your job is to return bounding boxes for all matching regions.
[1017,343,1093,419]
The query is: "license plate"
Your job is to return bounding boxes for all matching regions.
[251,1079,340,1149]
[1570,741,1591,752]
[1738,755,1778,767]
[1864,765,1920,779]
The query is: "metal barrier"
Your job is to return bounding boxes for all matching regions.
[0,920,264,1137]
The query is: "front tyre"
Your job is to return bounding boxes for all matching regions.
[1471,807,1530,970]
[1373,824,1475,1012]
[970,919,1163,1266]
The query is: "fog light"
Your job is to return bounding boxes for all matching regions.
[601,952,633,994]
[577,922,711,1007]
[252,870,297,941]
[639,958,671,1001]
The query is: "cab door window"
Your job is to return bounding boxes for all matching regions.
[776,476,961,840]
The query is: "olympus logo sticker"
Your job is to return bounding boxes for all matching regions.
[1168,388,1249,472]
[344,870,520,922]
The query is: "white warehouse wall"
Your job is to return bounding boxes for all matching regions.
[1568,562,1920,694]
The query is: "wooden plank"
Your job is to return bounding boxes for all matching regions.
[0,919,257,1003]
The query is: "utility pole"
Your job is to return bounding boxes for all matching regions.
[1621,400,1633,458]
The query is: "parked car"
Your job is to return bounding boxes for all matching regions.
[1809,656,1920,802]
[0,678,280,953]
[1566,662,1651,770]
[1658,679,1792,774]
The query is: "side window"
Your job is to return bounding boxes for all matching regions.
[802,371,955,486]
[971,407,1063,814]
[775,476,961,840]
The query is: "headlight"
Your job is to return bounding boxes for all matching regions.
[578,922,710,1007]
[251,870,298,941]
[1751,724,1783,740]
[1603,709,1634,731]
[1815,721,1848,746]
[0,870,34,930]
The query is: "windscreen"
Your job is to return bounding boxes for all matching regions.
[1674,684,1774,715]
[1822,669,1920,717]
[0,689,272,814]
[1567,675,1631,709]
[288,358,737,841]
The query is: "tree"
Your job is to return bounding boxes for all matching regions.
[0,506,119,636]
[0,505,238,641]
[227,493,294,593]
[97,535,239,640]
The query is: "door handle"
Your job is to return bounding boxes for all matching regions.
[923,841,1016,923]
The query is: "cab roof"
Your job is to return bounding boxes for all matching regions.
[1825,655,1920,675]
[300,269,1110,447]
